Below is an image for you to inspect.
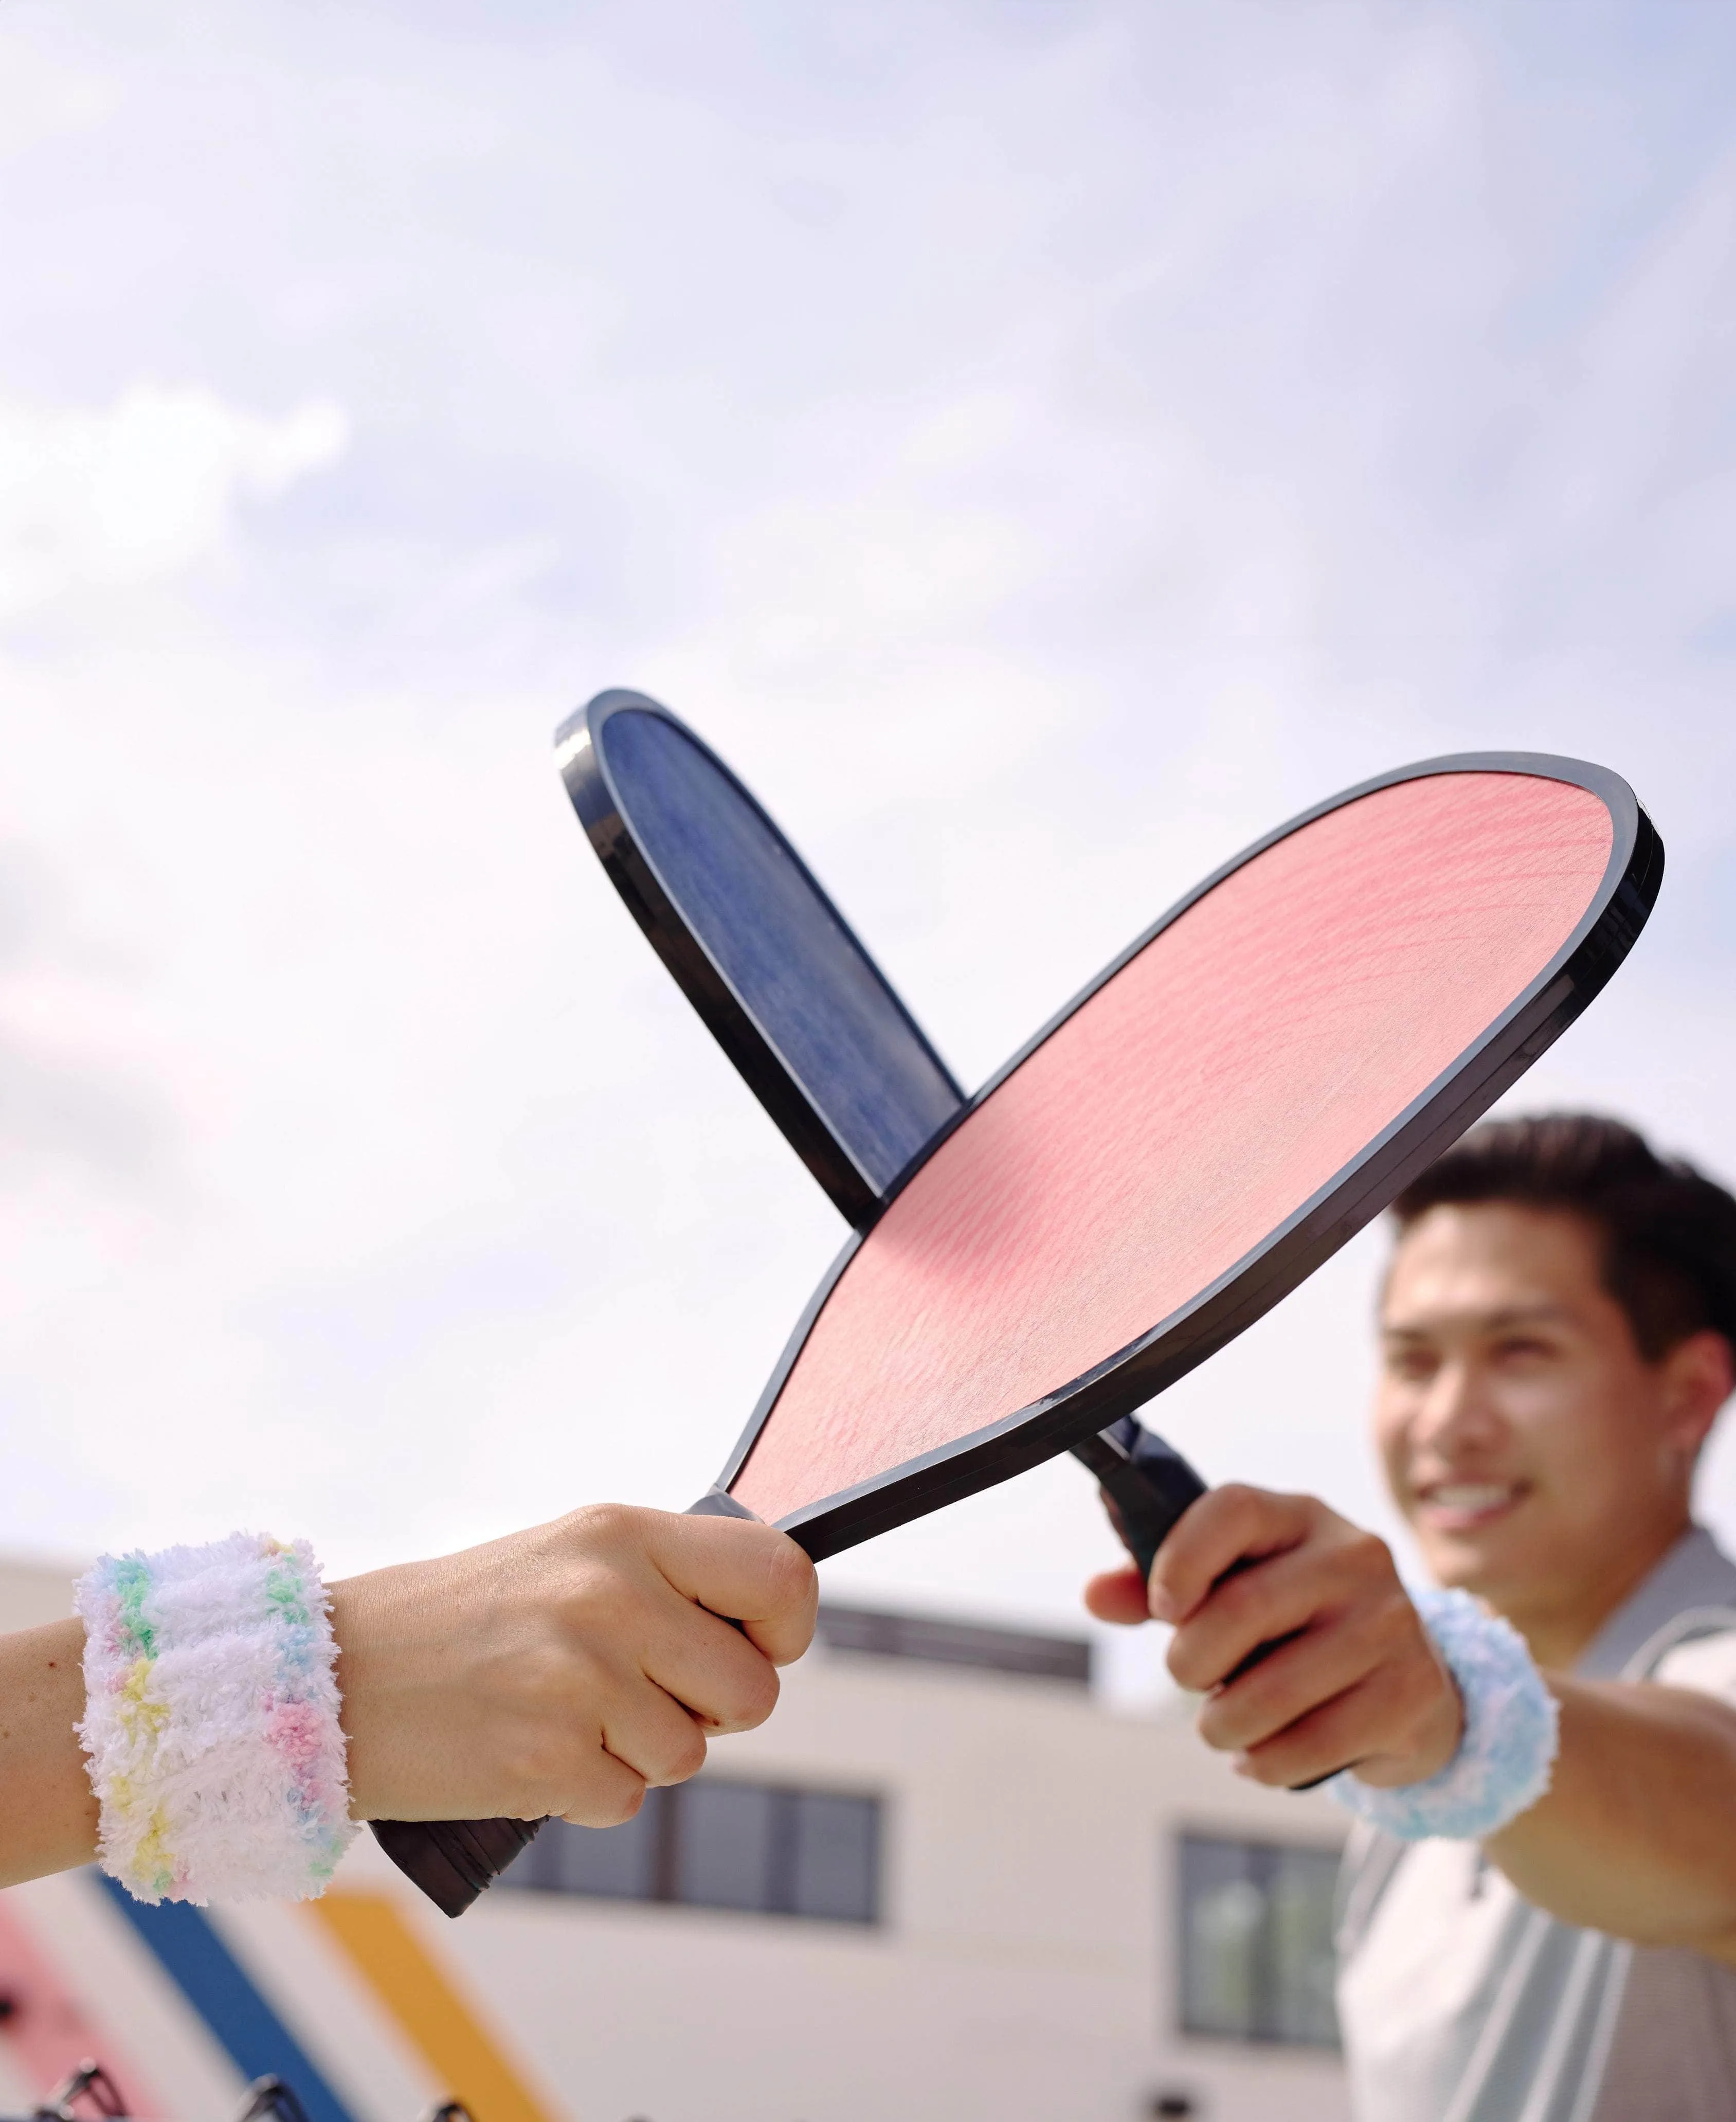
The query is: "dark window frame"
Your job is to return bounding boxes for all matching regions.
[1174,1829,1342,2051]
[500,1777,884,1928]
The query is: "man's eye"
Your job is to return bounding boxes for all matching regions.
[1387,1350,1436,1382]
[1496,1337,1552,1361]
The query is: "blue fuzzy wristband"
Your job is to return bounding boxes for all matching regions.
[1328,1588,1560,1841]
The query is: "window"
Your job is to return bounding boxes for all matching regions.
[1177,1834,1340,2048]
[500,1779,882,1926]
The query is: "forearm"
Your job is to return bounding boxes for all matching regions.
[0,1621,98,1887]
[1486,1677,1736,1958]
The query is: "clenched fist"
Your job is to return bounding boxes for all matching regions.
[331,1504,817,1825]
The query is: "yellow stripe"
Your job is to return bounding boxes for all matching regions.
[309,1893,561,2122]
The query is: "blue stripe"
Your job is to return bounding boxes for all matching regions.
[95,1874,357,2122]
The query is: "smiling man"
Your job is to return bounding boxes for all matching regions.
[1089,1114,1736,2121]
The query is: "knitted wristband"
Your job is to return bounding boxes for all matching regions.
[1328,1587,1560,1841]
[76,1534,358,1904]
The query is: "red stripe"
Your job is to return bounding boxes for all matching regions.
[0,1894,164,2116]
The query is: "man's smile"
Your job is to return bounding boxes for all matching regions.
[1412,1479,1529,1532]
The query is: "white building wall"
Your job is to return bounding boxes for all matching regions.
[444,1639,1349,2122]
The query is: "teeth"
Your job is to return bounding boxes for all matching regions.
[1428,1484,1513,1510]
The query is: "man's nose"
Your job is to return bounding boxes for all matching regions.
[1412,1358,1503,1454]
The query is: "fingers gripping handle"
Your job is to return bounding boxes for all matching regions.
[1075,1418,1343,1792]
[370,1490,759,1917]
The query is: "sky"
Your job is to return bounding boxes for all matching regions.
[4,0,1736,1692]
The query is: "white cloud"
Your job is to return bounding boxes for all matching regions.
[0,385,347,619]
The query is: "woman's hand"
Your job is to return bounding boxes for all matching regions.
[330,1504,817,1825]
[1086,1484,1462,1790]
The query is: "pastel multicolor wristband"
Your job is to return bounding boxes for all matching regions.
[76,1534,358,1904]
[1328,1587,1560,1841]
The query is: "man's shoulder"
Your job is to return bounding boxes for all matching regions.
[1587,1527,1736,1679]
[1676,1524,1736,1603]
[1609,1525,1736,1696]
[1653,1625,1736,1704]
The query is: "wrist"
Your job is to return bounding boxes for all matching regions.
[1330,1588,1559,1841]
[1358,1644,1466,1790]
[328,1553,500,1822]
[327,1564,433,1822]
[77,1535,358,1902]
[0,1620,98,1889]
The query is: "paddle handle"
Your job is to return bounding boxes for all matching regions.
[1070,1415,1208,1579]
[367,1815,543,1916]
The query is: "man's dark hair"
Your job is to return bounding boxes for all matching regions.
[1391,1114,1736,1362]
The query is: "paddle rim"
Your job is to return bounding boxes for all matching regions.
[555,687,964,1227]
[708,750,1663,1561]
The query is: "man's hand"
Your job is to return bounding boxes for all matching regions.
[331,1504,817,1826]
[1086,1484,1462,1790]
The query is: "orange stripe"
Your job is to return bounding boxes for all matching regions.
[307,1894,559,2122]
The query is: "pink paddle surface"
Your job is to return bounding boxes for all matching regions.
[729,770,1613,1524]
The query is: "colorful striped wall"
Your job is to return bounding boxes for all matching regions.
[0,1871,558,2122]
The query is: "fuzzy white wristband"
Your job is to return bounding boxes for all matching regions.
[1328,1587,1560,1842]
[76,1534,358,1904]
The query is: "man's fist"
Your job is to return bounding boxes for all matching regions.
[1087,1484,1463,1791]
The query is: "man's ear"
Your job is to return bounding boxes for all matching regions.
[1660,1329,1735,1459]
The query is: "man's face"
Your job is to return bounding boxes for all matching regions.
[1375,1201,1719,1637]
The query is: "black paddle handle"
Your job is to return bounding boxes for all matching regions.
[370,1489,764,1916]
[369,1816,543,1916]
[1069,1415,1208,1577]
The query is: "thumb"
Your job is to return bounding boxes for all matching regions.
[1084,1566,1151,1626]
